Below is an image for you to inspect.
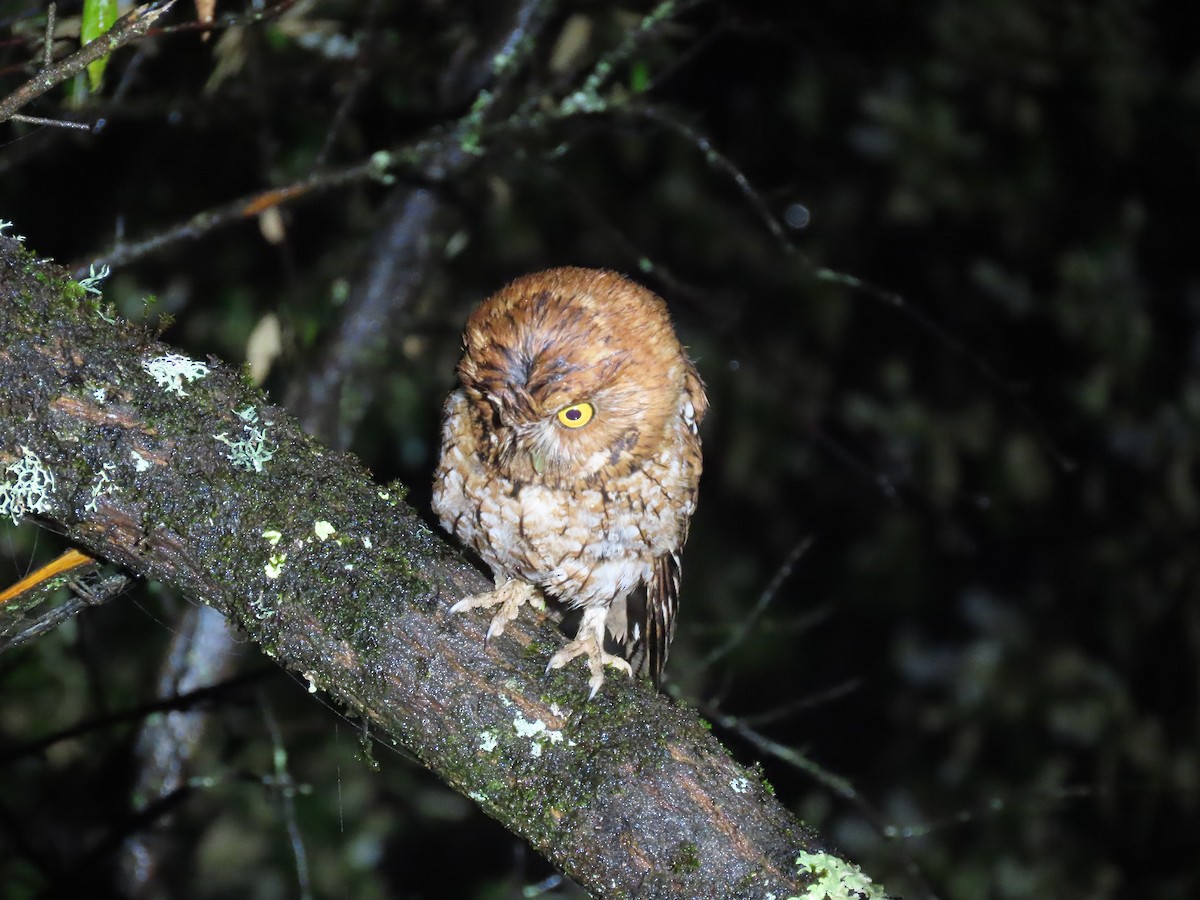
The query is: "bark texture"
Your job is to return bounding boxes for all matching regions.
[0,236,872,899]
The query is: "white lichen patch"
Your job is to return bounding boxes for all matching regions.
[512,714,566,758]
[478,731,499,753]
[303,671,319,693]
[131,450,152,472]
[0,447,56,525]
[467,790,488,804]
[265,552,287,579]
[85,463,119,512]
[214,423,275,472]
[0,219,26,242]
[143,353,210,396]
[313,520,336,541]
[362,535,373,549]
[790,851,888,900]
[730,776,752,795]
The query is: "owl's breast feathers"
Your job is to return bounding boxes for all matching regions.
[433,268,706,688]
[435,387,697,586]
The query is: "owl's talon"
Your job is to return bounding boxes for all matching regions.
[485,615,510,643]
[545,606,633,698]
[449,579,537,641]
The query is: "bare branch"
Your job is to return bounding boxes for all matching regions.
[0,2,178,124]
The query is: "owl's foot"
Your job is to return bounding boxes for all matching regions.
[450,578,538,642]
[546,605,633,699]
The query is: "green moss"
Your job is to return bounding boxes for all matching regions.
[62,281,87,302]
[669,840,700,874]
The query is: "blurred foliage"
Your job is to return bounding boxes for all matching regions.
[1,0,1198,898]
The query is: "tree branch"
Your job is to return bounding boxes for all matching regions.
[0,236,888,899]
[0,2,177,124]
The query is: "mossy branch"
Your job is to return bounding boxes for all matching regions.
[0,235,888,899]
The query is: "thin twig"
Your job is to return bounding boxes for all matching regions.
[738,678,861,727]
[8,113,92,131]
[42,3,56,69]
[636,103,1075,474]
[703,702,943,899]
[0,1,176,123]
[482,0,557,108]
[262,697,313,900]
[807,426,904,505]
[701,535,814,669]
[0,668,273,763]
[73,151,402,275]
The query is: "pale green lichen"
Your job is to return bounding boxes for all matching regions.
[459,90,492,156]
[313,520,336,540]
[479,731,499,753]
[78,263,110,296]
[85,463,119,512]
[295,29,359,60]
[0,447,56,525]
[262,528,283,546]
[558,88,607,116]
[214,423,275,472]
[131,450,152,472]
[512,715,567,758]
[730,776,751,794]
[265,552,287,579]
[249,592,275,621]
[789,851,888,900]
[143,353,210,396]
[368,149,395,184]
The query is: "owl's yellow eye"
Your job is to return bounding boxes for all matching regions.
[556,402,594,429]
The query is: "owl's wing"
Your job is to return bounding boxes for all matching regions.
[625,551,681,686]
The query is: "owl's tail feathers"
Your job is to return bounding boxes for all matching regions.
[626,552,681,687]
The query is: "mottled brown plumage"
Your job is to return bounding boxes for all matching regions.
[432,267,706,697]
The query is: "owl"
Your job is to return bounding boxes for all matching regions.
[432,267,707,697]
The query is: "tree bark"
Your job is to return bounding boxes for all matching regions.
[0,236,884,899]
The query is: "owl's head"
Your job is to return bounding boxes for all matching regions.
[456,267,704,485]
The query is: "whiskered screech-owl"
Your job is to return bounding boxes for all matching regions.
[432,267,706,697]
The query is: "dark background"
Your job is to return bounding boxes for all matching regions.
[1,1,1197,897]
